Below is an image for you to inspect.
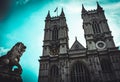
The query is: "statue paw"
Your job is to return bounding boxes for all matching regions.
[13,68,22,74]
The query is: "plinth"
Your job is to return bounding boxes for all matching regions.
[0,71,22,82]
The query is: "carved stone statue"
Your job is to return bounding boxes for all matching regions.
[0,42,26,82]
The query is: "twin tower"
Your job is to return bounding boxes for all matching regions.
[38,2,120,82]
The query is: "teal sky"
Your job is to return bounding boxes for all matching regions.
[0,0,120,82]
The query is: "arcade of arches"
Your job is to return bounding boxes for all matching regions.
[49,62,91,82]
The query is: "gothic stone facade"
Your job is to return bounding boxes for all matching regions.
[38,2,120,82]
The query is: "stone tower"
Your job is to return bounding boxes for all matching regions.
[42,8,68,57]
[38,2,120,82]
[38,8,69,82]
[81,2,115,50]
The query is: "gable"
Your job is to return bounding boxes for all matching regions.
[70,40,85,50]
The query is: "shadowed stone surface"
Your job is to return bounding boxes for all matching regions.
[0,42,26,82]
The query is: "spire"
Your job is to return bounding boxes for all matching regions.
[60,8,65,16]
[97,1,103,10]
[75,37,77,41]
[46,10,51,18]
[82,4,87,13]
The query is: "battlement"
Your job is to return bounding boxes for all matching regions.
[87,9,97,14]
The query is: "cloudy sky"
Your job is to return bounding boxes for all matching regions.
[0,0,120,82]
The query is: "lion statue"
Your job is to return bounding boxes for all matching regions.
[0,42,26,75]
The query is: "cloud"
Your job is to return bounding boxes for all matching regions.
[58,1,120,49]
[0,1,120,82]
[101,2,120,47]
[16,0,30,5]
[0,47,9,56]
[100,0,120,4]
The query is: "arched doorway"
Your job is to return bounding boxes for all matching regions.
[50,65,59,82]
[70,62,91,82]
[100,59,112,73]
[100,59,115,81]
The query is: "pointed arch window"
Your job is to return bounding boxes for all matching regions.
[101,59,112,73]
[50,65,59,82]
[92,21,101,34]
[71,62,91,82]
[52,26,58,41]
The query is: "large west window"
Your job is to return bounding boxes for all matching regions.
[50,65,59,82]
[52,26,58,41]
[92,21,101,34]
[70,62,91,82]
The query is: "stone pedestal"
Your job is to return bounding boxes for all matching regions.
[0,71,22,82]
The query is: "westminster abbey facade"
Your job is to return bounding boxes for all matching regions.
[38,2,120,82]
